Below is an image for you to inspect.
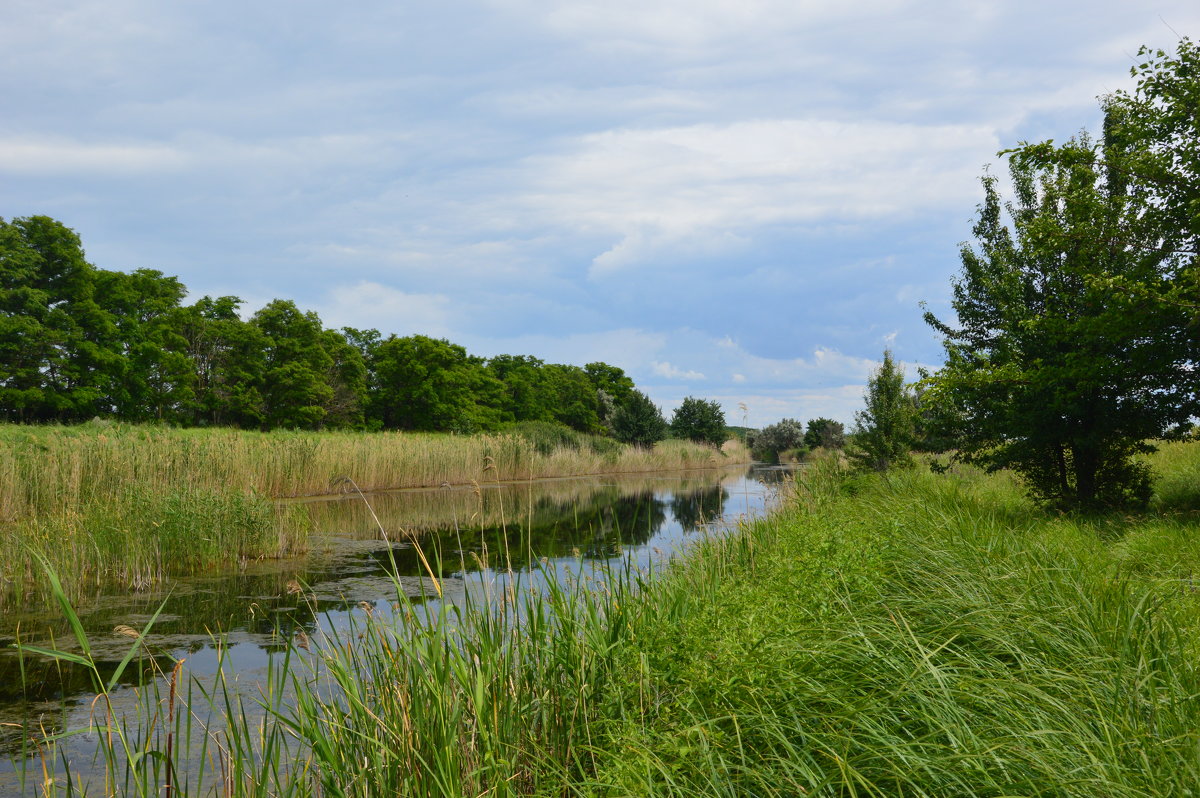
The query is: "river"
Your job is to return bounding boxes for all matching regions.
[0,463,791,792]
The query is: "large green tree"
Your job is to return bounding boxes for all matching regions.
[925,133,1195,507]
[175,296,267,427]
[0,216,122,422]
[95,268,194,422]
[372,335,504,433]
[804,417,846,450]
[670,397,727,447]
[611,389,667,448]
[488,354,554,424]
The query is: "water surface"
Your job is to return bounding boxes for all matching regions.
[0,464,791,785]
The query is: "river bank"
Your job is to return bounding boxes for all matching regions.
[0,423,747,605]
[17,441,1200,795]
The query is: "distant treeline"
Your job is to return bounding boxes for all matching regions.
[0,216,641,433]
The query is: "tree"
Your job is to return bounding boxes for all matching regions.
[611,390,667,448]
[747,418,806,462]
[95,268,193,422]
[1101,39,1199,289]
[804,417,845,450]
[543,363,603,433]
[488,354,553,424]
[670,397,727,446]
[924,134,1195,507]
[0,216,122,422]
[584,361,635,407]
[848,350,915,473]
[372,335,503,433]
[175,295,267,427]
[251,300,335,429]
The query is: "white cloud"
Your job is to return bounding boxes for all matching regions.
[508,119,997,275]
[0,138,187,175]
[491,0,906,53]
[318,281,455,337]
[460,328,669,370]
[652,361,706,380]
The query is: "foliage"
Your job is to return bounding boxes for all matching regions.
[746,418,806,462]
[1103,38,1199,307]
[670,396,728,446]
[848,350,915,472]
[0,216,657,436]
[372,335,502,433]
[925,132,1195,508]
[611,389,668,448]
[803,417,845,450]
[0,216,120,422]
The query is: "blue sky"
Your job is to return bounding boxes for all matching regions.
[3,1,1197,426]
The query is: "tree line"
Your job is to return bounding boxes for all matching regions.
[851,38,1200,509]
[0,217,703,440]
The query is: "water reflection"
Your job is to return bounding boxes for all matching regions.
[0,464,788,761]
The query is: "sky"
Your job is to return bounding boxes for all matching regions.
[3,1,1198,427]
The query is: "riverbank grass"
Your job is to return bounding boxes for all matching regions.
[19,441,1200,796]
[0,423,746,604]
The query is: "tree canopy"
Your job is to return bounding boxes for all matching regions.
[670,397,728,447]
[922,38,1200,508]
[611,389,668,448]
[0,215,654,438]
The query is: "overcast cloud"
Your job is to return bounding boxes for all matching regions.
[3,0,1197,424]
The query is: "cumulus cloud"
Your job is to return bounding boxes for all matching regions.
[508,119,998,275]
[0,137,187,175]
[317,281,455,338]
[652,361,706,380]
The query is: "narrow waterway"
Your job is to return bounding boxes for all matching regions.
[0,463,791,790]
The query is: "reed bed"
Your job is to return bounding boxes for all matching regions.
[15,441,1200,796]
[0,423,746,604]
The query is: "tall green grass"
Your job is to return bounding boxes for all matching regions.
[17,442,1200,796]
[0,422,747,604]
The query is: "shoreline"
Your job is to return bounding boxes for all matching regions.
[0,423,750,604]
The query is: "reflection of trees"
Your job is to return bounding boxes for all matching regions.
[0,467,750,754]
[745,464,796,486]
[669,486,729,533]
[389,489,669,574]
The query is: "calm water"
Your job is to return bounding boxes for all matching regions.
[0,463,791,787]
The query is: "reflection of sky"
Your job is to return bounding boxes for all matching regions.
[0,466,787,782]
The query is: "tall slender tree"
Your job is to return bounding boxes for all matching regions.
[849,351,915,473]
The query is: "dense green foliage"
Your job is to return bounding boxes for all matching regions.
[669,396,728,446]
[848,350,916,472]
[803,416,845,450]
[745,417,806,461]
[744,418,846,463]
[924,39,1199,508]
[610,389,668,448]
[0,216,644,436]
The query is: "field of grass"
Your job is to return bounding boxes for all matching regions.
[0,423,747,605]
[17,440,1200,796]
